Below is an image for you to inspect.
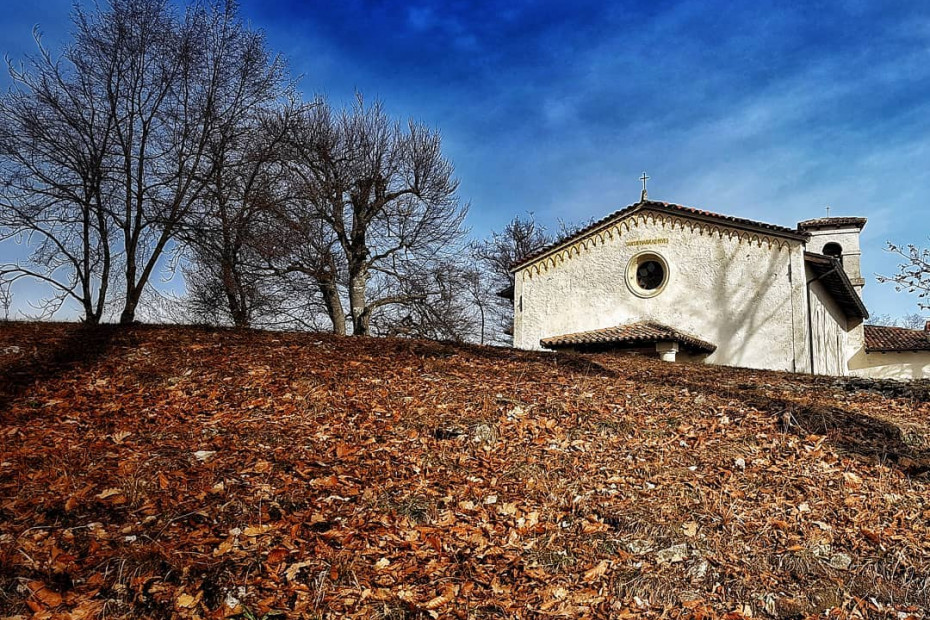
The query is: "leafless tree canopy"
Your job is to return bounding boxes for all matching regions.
[476,215,552,287]
[866,312,926,329]
[176,87,292,327]
[0,23,115,323]
[878,241,930,312]
[1,1,479,339]
[473,214,553,342]
[268,97,468,336]
[0,0,289,324]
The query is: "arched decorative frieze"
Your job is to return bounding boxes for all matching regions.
[517,209,799,276]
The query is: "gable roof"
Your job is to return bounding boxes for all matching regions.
[511,200,810,272]
[540,320,717,354]
[864,325,930,353]
[804,252,869,320]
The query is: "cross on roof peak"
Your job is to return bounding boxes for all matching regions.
[640,172,649,202]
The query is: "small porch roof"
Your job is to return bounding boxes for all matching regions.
[540,320,717,354]
[804,252,869,320]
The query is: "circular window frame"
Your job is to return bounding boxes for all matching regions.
[626,251,670,299]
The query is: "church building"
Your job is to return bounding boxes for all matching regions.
[510,190,930,380]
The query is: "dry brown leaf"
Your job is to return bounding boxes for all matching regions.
[27,581,62,608]
[583,560,609,582]
[95,488,122,500]
[423,584,457,610]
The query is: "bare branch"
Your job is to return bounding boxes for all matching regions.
[877,241,930,311]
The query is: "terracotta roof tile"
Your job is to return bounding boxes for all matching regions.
[540,320,717,354]
[511,200,808,271]
[864,325,930,353]
[797,217,867,231]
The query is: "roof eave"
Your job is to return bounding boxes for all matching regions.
[865,347,930,354]
[509,203,644,273]
[539,320,717,354]
[863,325,930,353]
[804,252,869,320]
[798,217,868,231]
[510,201,809,273]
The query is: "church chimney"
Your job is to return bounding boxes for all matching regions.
[797,215,867,297]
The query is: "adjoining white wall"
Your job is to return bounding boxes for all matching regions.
[845,319,866,374]
[514,212,810,372]
[806,275,848,376]
[848,351,930,380]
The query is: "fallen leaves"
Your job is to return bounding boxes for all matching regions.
[95,487,123,500]
[175,591,202,609]
[423,583,458,610]
[242,524,274,537]
[1,323,929,618]
[27,581,63,609]
[583,559,610,582]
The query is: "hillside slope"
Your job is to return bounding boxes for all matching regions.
[0,323,928,619]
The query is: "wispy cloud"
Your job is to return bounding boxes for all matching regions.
[3,0,930,316]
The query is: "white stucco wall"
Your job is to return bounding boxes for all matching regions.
[513,211,811,372]
[848,350,930,380]
[806,276,848,376]
[804,228,865,295]
[845,320,866,374]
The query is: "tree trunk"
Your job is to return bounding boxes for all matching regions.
[221,260,250,328]
[119,293,139,324]
[120,240,138,324]
[227,290,249,328]
[319,279,346,335]
[231,308,249,328]
[348,266,368,336]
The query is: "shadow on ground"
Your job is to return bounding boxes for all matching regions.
[385,337,619,378]
[0,324,122,417]
[614,357,930,477]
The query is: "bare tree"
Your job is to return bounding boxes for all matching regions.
[867,312,926,329]
[866,314,896,327]
[900,313,926,330]
[0,27,114,323]
[878,241,930,311]
[277,96,467,335]
[72,0,286,324]
[475,214,553,289]
[1,0,286,324]
[366,257,482,342]
[473,214,553,342]
[462,264,496,344]
[263,209,348,333]
[176,74,292,327]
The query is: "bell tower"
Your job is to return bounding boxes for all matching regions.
[797,216,867,297]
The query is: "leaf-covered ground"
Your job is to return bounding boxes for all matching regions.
[1,323,929,619]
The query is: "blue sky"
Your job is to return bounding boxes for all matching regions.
[2,0,930,318]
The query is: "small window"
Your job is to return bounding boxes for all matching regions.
[626,251,669,298]
[637,260,665,290]
[823,242,843,263]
